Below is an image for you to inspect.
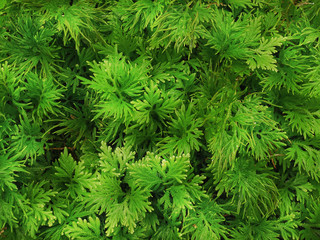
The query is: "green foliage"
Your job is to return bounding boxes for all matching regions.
[53,148,95,200]
[231,215,299,240]
[285,139,320,181]
[1,0,319,239]
[182,200,229,239]
[149,2,213,52]
[10,113,46,163]
[24,72,63,121]
[18,181,56,237]
[0,62,25,116]
[81,52,149,122]
[215,158,279,219]
[205,9,283,71]
[64,216,105,240]
[0,16,58,76]
[131,81,179,131]
[53,93,97,145]
[159,104,203,155]
[207,93,286,171]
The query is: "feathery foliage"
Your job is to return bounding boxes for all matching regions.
[1,0,320,239]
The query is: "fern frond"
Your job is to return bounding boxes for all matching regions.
[278,173,314,215]
[113,0,167,34]
[247,36,284,71]
[0,62,26,116]
[10,113,46,164]
[159,104,203,155]
[81,53,149,122]
[285,140,320,182]
[64,216,104,240]
[53,148,95,200]
[206,9,282,71]
[215,157,279,219]
[0,16,58,76]
[18,181,56,238]
[0,153,24,191]
[54,92,96,145]
[24,72,63,121]
[150,2,213,52]
[131,81,179,130]
[182,200,228,240]
[232,215,299,240]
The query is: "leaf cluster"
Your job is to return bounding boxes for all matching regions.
[1,0,320,239]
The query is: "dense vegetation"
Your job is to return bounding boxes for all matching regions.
[1,0,320,239]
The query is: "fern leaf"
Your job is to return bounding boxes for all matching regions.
[10,113,45,164]
[81,53,149,122]
[247,37,284,71]
[64,216,104,240]
[182,200,228,240]
[285,140,320,182]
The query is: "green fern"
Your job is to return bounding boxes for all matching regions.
[1,0,319,239]
[285,140,320,182]
[182,200,229,240]
[159,104,203,155]
[81,53,149,122]
[278,173,314,215]
[150,2,213,52]
[18,181,56,238]
[131,81,179,130]
[64,216,105,240]
[53,148,96,200]
[24,72,63,121]
[214,157,279,219]
[0,62,26,117]
[10,113,46,164]
[53,92,96,145]
[0,16,58,76]
[231,215,298,240]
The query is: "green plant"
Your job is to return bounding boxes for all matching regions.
[1,0,320,239]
